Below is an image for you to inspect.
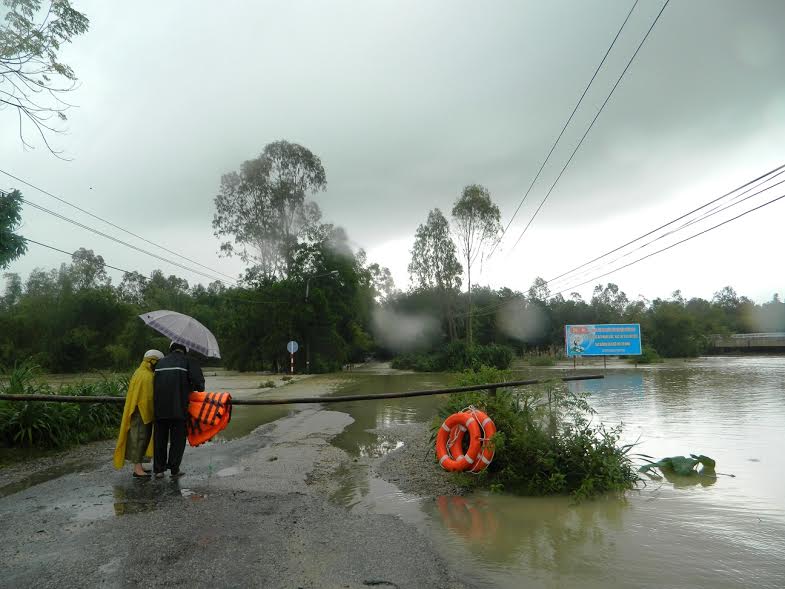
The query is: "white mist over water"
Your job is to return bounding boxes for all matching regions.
[371,308,440,353]
[496,299,549,343]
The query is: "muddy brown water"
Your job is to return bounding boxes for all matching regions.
[324,357,785,589]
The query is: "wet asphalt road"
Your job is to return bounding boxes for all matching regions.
[0,408,470,589]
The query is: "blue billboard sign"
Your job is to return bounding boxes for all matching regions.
[565,324,642,357]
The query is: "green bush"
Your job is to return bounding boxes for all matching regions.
[260,380,276,388]
[434,368,639,499]
[392,342,514,372]
[0,363,126,449]
[522,353,557,367]
[630,345,663,364]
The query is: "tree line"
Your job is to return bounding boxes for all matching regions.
[1,141,392,373]
[2,139,783,374]
[390,278,785,361]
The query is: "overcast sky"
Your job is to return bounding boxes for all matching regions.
[2,0,783,304]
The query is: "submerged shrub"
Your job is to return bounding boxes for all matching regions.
[522,353,557,367]
[392,342,514,372]
[630,345,663,364]
[435,368,639,499]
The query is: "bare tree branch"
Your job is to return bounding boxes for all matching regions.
[0,0,89,156]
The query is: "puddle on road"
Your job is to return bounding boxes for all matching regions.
[215,465,243,477]
[50,478,209,521]
[0,459,96,499]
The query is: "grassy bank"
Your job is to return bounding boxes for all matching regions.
[0,363,126,451]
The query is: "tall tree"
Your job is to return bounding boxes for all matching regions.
[527,277,551,303]
[1,189,27,269]
[213,140,326,281]
[1,0,89,155]
[451,185,501,345]
[408,208,462,341]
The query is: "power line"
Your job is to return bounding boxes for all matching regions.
[24,237,141,277]
[23,237,285,305]
[509,0,670,252]
[547,175,785,290]
[20,197,236,285]
[0,168,238,281]
[490,0,640,257]
[456,166,785,318]
[552,190,785,296]
[545,163,785,289]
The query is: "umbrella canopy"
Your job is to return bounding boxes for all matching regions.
[139,310,221,358]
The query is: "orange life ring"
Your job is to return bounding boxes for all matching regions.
[469,409,496,473]
[437,409,496,473]
[435,411,482,472]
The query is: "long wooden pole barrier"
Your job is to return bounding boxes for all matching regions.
[0,375,604,405]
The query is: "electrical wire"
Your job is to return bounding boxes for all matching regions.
[20,197,236,285]
[552,190,785,296]
[23,237,285,306]
[23,237,139,276]
[454,167,785,318]
[545,163,785,287]
[509,0,670,252]
[0,168,237,281]
[550,174,785,289]
[489,0,641,257]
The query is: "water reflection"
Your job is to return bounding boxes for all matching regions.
[112,483,160,516]
[429,494,628,571]
[642,468,718,489]
[328,358,785,588]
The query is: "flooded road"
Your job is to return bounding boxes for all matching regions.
[326,357,785,589]
[3,358,783,587]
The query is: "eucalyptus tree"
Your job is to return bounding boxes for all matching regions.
[451,185,501,345]
[408,208,462,341]
[213,140,326,281]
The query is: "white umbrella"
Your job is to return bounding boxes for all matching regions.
[139,310,221,358]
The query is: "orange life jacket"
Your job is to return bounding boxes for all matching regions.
[186,391,232,447]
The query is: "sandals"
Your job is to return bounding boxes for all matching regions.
[132,472,151,479]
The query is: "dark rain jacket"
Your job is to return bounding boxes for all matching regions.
[153,351,205,420]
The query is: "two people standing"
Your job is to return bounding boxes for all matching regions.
[114,341,205,479]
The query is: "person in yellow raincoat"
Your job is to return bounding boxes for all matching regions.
[114,350,164,478]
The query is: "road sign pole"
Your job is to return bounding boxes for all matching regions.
[290,353,294,374]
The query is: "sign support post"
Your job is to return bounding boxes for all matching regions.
[286,340,299,375]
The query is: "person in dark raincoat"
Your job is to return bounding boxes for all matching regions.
[153,341,205,477]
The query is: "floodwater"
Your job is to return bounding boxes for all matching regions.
[326,357,785,589]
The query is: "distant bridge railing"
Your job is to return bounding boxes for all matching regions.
[0,375,604,405]
[709,333,785,351]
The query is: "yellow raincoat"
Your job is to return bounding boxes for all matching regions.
[113,356,157,468]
